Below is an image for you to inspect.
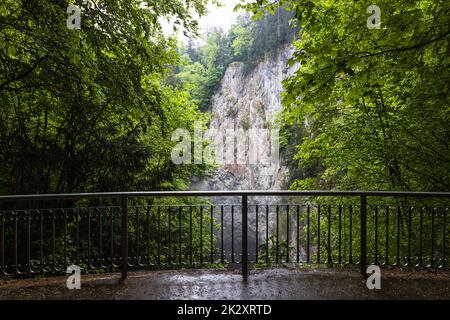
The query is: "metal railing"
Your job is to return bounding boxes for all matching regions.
[0,190,449,280]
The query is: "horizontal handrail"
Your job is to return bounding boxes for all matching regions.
[1,190,450,202]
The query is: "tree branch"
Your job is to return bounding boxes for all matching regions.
[0,55,48,91]
[354,30,450,58]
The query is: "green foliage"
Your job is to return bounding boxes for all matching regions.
[0,0,222,275]
[229,22,255,61]
[226,106,238,118]
[175,7,298,111]
[237,0,450,270]
[256,235,292,265]
[242,0,450,193]
[241,115,251,131]
[0,0,212,195]
[229,8,298,63]
[175,29,230,111]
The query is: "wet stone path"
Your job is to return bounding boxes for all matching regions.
[0,268,449,300]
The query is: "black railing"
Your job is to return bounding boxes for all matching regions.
[0,191,449,280]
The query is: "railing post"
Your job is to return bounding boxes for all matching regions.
[242,194,248,281]
[360,194,367,276]
[121,196,128,281]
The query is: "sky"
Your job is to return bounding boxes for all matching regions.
[161,0,243,44]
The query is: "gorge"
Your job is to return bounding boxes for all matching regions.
[191,44,302,262]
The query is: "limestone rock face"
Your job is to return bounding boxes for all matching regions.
[192,45,299,193]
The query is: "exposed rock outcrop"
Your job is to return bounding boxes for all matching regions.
[191,45,301,261]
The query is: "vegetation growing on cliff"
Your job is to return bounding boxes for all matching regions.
[174,7,297,111]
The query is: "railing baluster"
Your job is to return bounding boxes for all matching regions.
[200,206,203,265]
[98,208,102,269]
[360,195,367,275]
[76,209,79,266]
[87,209,91,270]
[52,210,56,272]
[40,210,44,272]
[328,205,332,264]
[385,206,389,266]
[168,206,172,266]
[317,205,321,264]
[296,205,300,264]
[64,209,68,269]
[14,211,18,274]
[27,210,31,274]
[266,204,269,264]
[157,206,161,266]
[120,197,128,280]
[442,208,447,269]
[307,205,310,263]
[221,205,224,264]
[338,205,342,264]
[210,205,213,264]
[396,206,401,267]
[255,205,259,263]
[242,195,248,280]
[0,212,3,276]
[418,207,423,268]
[374,205,378,265]
[146,205,150,268]
[231,205,234,263]
[189,206,193,265]
[408,207,412,266]
[349,205,353,264]
[286,205,290,263]
[276,204,279,264]
[110,208,114,270]
[180,206,183,265]
[431,207,435,270]
[136,207,140,266]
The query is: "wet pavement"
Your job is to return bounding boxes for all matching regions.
[0,268,449,300]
